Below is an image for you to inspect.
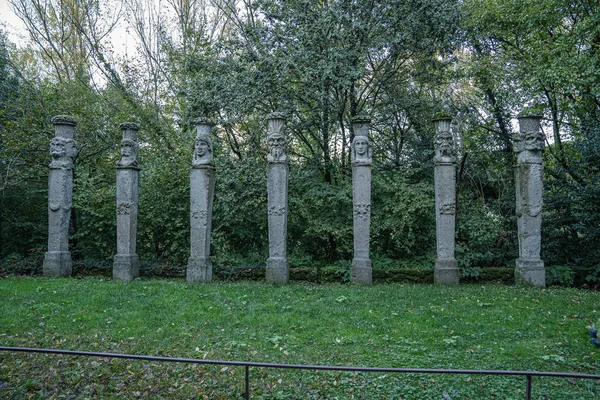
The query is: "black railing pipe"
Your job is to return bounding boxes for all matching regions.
[2,346,599,399]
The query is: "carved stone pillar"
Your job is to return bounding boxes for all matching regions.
[433,115,460,285]
[351,117,372,285]
[113,123,141,281]
[514,114,545,287]
[187,118,216,283]
[43,115,78,277]
[266,112,289,284]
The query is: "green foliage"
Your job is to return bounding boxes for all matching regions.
[371,169,436,259]
[1,279,600,398]
[137,156,190,264]
[546,265,576,287]
[71,169,116,260]
[332,260,352,284]
[1,0,599,289]
[0,252,43,275]
[456,198,514,269]
[212,156,268,266]
[543,122,600,280]
[289,167,352,262]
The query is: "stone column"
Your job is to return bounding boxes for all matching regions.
[514,113,545,287]
[187,118,216,283]
[113,123,141,281]
[351,117,372,285]
[433,115,460,285]
[43,115,78,277]
[266,112,289,284]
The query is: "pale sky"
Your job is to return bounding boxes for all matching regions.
[0,0,132,55]
[0,0,28,46]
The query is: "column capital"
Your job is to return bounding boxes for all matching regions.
[51,115,77,127]
[514,113,544,155]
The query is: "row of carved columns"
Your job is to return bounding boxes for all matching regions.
[432,113,546,287]
[43,112,545,287]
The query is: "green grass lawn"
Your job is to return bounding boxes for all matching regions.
[1,277,600,399]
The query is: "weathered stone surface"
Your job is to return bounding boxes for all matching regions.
[192,119,215,167]
[351,117,372,285]
[433,116,459,285]
[187,256,213,282]
[43,251,72,277]
[434,259,459,286]
[187,119,216,282]
[113,123,140,281]
[515,258,545,287]
[266,257,289,283]
[43,116,77,277]
[351,258,372,284]
[266,114,287,163]
[187,166,215,282]
[51,115,77,126]
[266,113,289,284]
[433,117,456,164]
[119,122,140,132]
[117,123,140,168]
[514,114,545,287]
[49,136,77,169]
[113,254,139,281]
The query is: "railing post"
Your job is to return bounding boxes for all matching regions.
[526,375,532,400]
[245,365,250,399]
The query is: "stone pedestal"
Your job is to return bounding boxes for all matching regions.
[351,118,372,285]
[43,116,78,277]
[113,123,141,281]
[266,113,289,284]
[187,118,216,283]
[514,114,545,287]
[433,116,460,285]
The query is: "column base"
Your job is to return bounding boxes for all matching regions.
[266,257,289,284]
[351,258,372,285]
[113,254,139,281]
[43,251,72,277]
[187,257,212,283]
[434,259,460,286]
[515,258,545,287]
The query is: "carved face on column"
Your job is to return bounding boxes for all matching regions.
[118,139,138,167]
[351,136,371,164]
[523,131,545,152]
[192,135,213,166]
[434,130,455,163]
[50,137,77,168]
[267,134,286,162]
[514,130,545,155]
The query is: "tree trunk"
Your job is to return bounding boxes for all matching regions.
[322,80,332,184]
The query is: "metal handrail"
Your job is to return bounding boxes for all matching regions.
[2,346,599,399]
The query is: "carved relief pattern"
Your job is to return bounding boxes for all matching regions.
[514,130,545,153]
[351,136,372,165]
[192,135,214,166]
[516,203,542,218]
[117,202,131,215]
[267,115,286,163]
[267,136,286,163]
[439,202,456,215]
[49,137,77,169]
[268,205,286,216]
[434,130,455,163]
[49,202,70,212]
[118,139,139,167]
[353,203,371,220]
